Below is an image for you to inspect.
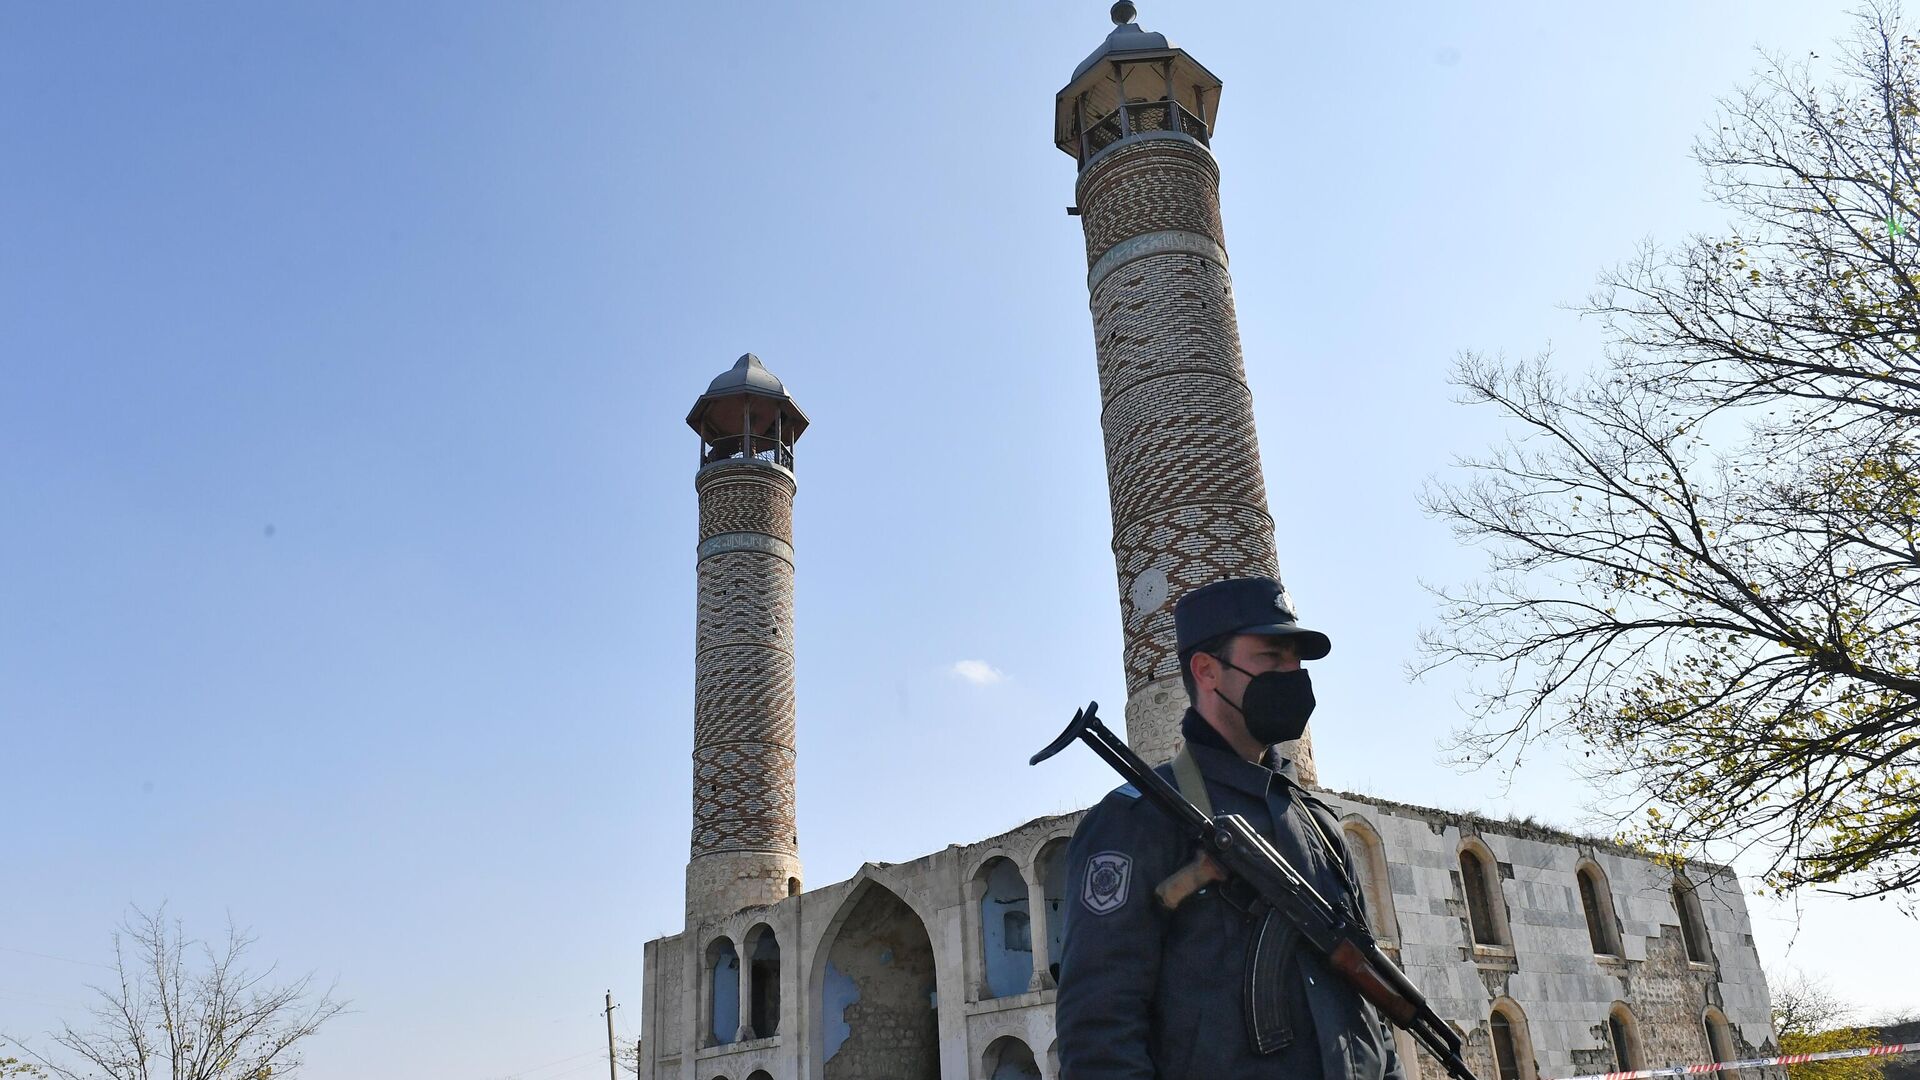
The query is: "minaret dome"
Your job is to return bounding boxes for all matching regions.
[1055,3,1222,167]
[687,352,810,468]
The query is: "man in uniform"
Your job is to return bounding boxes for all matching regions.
[1055,575,1406,1080]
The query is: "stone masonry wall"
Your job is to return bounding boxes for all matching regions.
[642,791,1774,1080]
[1320,791,1778,1080]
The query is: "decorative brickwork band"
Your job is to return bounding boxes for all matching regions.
[1088,229,1228,293]
[689,456,803,917]
[1077,132,1318,783]
[698,462,794,541]
[690,740,796,853]
[696,531,794,563]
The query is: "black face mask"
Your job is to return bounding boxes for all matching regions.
[1214,660,1316,745]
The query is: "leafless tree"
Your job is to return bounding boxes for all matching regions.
[1420,2,1920,902]
[5,907,345,1080]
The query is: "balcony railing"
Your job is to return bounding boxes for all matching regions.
[1079,99,1210,160]
[701,433,794,468]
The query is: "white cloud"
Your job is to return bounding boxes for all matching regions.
[950,660,1005,686]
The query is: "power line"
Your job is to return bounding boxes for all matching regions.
[546,1060,617,1080]
[0,944,115,970]
[493,1046,607,1080]
[0,988,89,1010]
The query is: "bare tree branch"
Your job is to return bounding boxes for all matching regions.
[3,907,346,1080]
[1421,3,1920,904]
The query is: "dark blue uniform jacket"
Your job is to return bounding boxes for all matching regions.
[1055,710,1406,1080]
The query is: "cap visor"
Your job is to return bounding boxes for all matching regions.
[1239,624,1332,661]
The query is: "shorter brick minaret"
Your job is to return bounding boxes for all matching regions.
[684,354,807,920]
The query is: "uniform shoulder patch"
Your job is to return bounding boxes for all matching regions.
[1112,783,1141,801]
[1082,850,1133,914]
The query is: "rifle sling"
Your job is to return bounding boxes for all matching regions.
[1172,744,1213,818]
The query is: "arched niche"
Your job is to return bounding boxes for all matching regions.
[811,881,939,1080]
[706,936,741,1047]
[983,1034,1043,1080]
[742,923,781,1039]
[1341,815,1399,943]
[974,856,1032,999]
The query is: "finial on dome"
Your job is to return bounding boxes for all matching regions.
[1110,1,1137,26]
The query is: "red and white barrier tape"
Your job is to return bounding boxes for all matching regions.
[1548,1041,1920,1080]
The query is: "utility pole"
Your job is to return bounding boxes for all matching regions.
[604,990,619,1080]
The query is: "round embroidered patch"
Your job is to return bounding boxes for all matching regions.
[1083,850,1132,914]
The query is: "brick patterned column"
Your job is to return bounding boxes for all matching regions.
[1076,132,1316,782]
[685,458,804,919]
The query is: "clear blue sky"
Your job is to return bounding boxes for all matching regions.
[3,4,1911,1079]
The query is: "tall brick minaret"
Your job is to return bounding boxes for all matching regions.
[684,353,807,920]
[1056,2,1316,782]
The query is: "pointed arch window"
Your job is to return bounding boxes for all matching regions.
[1576,860,1622,956]
[1608,1003,1645,1073]
[1704,1007,1736,1080]
[1492,1013,1522,1080]
[1673,874,1714,964]
[1489,1000,1537,1080]
[1458,841,1508,947]
[1342,816,1399,944]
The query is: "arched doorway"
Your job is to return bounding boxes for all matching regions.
[983,1034,1043,1080]
[814,882,939,1080]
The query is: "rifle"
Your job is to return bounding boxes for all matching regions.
[1030,701,1481,1080]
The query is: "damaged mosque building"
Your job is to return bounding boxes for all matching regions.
[637,7,1781,1080]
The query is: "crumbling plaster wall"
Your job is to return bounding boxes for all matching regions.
[1317,791,1778,1080]
[819,886,940,1080]
[642,796,1773,1080]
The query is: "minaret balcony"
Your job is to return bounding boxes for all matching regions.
[1076,98,1210,162]
[699,432,794,470]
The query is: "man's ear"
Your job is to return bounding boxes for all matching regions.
[1189,649,1213,688]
